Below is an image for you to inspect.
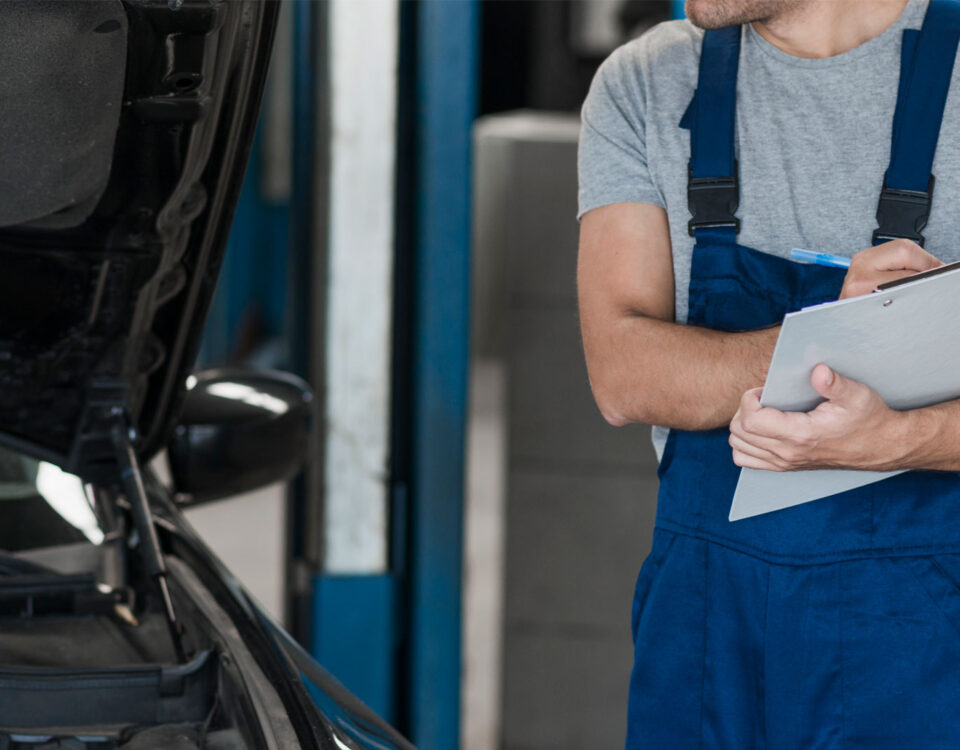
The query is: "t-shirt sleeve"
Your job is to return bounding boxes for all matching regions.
[577,43,664,219]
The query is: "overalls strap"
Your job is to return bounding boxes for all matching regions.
[666,4,960,563]
[687,26,741,242]
[875,0,960,245]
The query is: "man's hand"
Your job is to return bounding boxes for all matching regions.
[729,364,907,472]
[840,239,942,299]
[730,241,959,473]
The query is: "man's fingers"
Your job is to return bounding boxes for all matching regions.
[840,268,926,298]
[842,240,943,299]
[741,386,763,405]
[730,421,800,454]
[736,387,763,418]
[852,239,942,273]
[810,364,875,410]
[732,448,785,472]
[729,433,788,467]
[738,402,809,439]
[810,363,844,400]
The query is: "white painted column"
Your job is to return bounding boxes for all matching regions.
[322,0,399,574]
[462,359,507,750]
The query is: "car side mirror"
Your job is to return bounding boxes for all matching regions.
[167,368,312,506]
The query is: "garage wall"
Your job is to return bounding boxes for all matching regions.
[184,483,287,621]
[469,112,660,750]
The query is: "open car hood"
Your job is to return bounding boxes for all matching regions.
[0,0,278,483]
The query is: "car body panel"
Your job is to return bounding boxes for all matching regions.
[0,2,416,747]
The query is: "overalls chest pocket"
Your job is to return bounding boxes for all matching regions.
[686,241,846,332]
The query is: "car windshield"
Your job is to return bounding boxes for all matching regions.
[0,446,107,554]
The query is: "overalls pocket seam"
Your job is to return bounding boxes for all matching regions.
[631,532,676,644]
[903,556,960,642]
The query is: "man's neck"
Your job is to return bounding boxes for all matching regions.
[753,0,909,58]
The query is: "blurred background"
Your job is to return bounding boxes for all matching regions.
[190,1,682,748]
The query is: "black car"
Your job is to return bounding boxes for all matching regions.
[0,1,413,748]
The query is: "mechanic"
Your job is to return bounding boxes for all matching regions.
[577,0,960,746]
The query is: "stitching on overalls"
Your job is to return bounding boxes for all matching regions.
[698,539,710,749]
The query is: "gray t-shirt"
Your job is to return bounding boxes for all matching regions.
[578,0,960,458]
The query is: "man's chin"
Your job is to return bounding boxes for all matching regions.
[684,0,788,29]
[684,0,729,29]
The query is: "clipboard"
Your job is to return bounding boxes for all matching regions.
[729,261,960,522]
[876,259,960,290]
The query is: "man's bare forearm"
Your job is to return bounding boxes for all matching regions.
[888,398,960,472]
[584,313,779,430]
[577,203,780,430]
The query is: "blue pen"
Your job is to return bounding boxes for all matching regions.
[790,247,852,269]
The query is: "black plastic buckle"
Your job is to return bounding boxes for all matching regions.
[687,161,740,236]
[872,173,934,247]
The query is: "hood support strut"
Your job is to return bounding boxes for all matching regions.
[110,415,185,664]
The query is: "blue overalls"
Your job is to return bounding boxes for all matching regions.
[627,2,960,748]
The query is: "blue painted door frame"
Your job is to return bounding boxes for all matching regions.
[210,1,480,744]
[396,1,479,747]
